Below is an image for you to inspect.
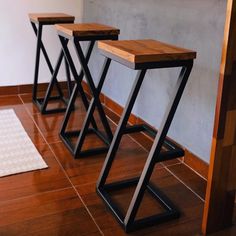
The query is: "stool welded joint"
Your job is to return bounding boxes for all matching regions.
[29,13,75,114]
[96,39,196,233]
[56,23,120,158]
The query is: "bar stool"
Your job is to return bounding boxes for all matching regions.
[56,23,120,157]
[29,13,75,114]
[96,39,196,232]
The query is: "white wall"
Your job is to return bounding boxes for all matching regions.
[83,0,227,163]
[0,0,83,86]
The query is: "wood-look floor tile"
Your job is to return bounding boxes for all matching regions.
[0,144,71,202]
[30,97,109,144]
[19,88,72,114]
[0,93,210,235]
[0,95,22,106]
[19,93,41,114]
[166,163,207,200]
[0,188,101,236]
[32,112,65,143]
[76,167,203,236]
[50,134,165,187]
[19,92,68,115]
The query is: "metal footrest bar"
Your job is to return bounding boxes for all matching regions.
[97,177,180,233]
[33,94,71,114]
[60,128,110,157]
[33,95,72,115]
[124,124,184,162]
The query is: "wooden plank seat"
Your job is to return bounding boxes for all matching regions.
[29,13,75,25]
[56,23,120,39]
[98,39,196,69]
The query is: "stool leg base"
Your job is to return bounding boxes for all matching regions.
[33,96,72,115]
[97,178,180,233]
[60,128,110,158]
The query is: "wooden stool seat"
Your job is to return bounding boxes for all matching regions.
[29,13,75,24]
[98,39,196,69]
[56,23,120,39]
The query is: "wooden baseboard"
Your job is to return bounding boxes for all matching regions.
[0,81,70,96]
[184,150,208,179]
[0,81,209,179]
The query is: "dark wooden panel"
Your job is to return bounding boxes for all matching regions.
[202,0,236,234]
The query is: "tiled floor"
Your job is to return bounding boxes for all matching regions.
[0,93,233,235]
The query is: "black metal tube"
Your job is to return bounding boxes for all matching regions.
[74,58,112,156]
[41,48,67,112]
[97,69,147,188]
[59,37,98,134]
[32,22,42,101]
[74,40,113,141]
[124,61,193,227]
[64,57,73,97]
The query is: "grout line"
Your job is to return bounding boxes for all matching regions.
[0,187,73,205]
[46,140,63,145]
[18,93,204,233]
[48,145,104,236]
[182,161,208,181]
[0,94,19,98]
[161,162,183,169]
[163,164,205,203]
[106,111,206,199]
[18,95,104,236]
[124,131,184,170]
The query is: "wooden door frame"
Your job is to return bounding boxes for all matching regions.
[202,0,236,234]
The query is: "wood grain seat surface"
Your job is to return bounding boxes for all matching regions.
[98,39,196,65]
[56,23,120,38]
[29,13,75,24]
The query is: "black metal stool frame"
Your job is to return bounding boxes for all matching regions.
[31,21,74,114]
[58,33,118,157]
[96,59,193,233]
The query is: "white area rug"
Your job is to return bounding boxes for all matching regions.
[0,109,48,177]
